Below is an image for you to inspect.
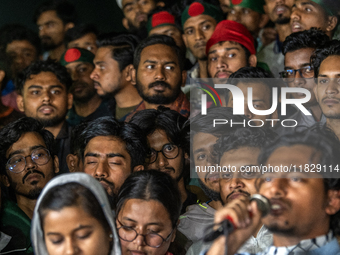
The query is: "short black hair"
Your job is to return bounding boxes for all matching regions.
[311,39,340,78]
[116,170,182,228]
[0,24,41,55]
[64,24,98,46]
[133,34,184,71]
[15,59,72,94]
[33,0,77,25]
[70,121,90,156]
[0,117,56,175]
[76,116,147,169]
[282,28,330,55]
[97,34,140,72]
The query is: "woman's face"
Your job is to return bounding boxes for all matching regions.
[43,206,112,255]
[116,199,176,255]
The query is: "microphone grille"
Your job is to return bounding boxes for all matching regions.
[250,194,271,217]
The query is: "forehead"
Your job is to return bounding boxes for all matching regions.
[140,44,178,63]
[24,71,65,89]
[150,25,180,35]
[183,14,216,29]
[69,33,97,45]
[285,48,314,67]
[66,61,93,70]
[6,132,46,158]
[6,40,36,52]
[209,41,245,54]
[220,147,260,164]
[147,129,172,149]
[319,55,340,75]
[236,82,271,99]
[37,10,62,24]
[94,47,114,61]
[85,135,128,154]
[193,133,218,151]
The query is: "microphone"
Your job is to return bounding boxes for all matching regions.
[203,194,271,242]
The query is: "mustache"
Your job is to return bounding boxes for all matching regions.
[41,35,52,41]
[227,189,251,200]
[22,170,45,184]
[96,177,115,188]
[322,96,340,103]
[194,41,206,49]
[148,81,171,90]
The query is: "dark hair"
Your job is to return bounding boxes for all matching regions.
[33,0,77,25]
[311,40,340,78]
[0,117,56,175]
[282,28,330,55]
[70,121,90,155]
[15,59,72,94]
[257,128,340,234]
[77,116,147,169]
[38,182,110,233]
[97,34,140,72]
[64,24,98,46]
[116,170,182,228]
[0,51,11,91]
[0,24,41,55]
[133,34,184,71]
[214,127,277,161]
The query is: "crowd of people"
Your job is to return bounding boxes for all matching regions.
[0,0,340,254]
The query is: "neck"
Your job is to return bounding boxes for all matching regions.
[49,44,66,61]
[178,178,188,204]
[74,94,102,117]
[16,195,37,219]
[308,104,323,122]
[276,23,291,42]
[45,120,65,138]
[198,59,208,78]
[115,82,142,108]
[327,118,340,140]
[208,200,223,210]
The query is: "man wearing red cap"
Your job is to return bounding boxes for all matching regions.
[206,20,257,82]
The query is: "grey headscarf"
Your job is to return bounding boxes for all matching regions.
[31,172,122,255]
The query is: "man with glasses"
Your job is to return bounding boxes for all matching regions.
[277,28,329,135]
[0,117,59,254]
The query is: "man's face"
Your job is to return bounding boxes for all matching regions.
[4,132,59,199]
[227,82,275,126]
[193,133,220,193]
[219,147,260,205]
[66,61,97,103]
[134,44,184,105]
[67,33,98,54]
[314,55,340,119]
[122,0,156,29]
[284,48,317,107]
[37,10,70,50]
[182,15,217,60]
[17,71,72,127]
[291,0,331,34]
[227,7,263,35]
[219,0,231,14]
[146,129,186,181]
[6,40,38,77]
[83,136,132,200]
[90,47,122,96]
[264,0,294,24]
[208,41,249,79]
[149,25,185,51]
[259,145,335,238]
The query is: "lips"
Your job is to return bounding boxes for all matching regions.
[136,13,147,23]
[228,192,248,201]
[25,173,43,184]
[322,98,340,106]
[129,250,146,255]
[274,5,288,15]
[269,199,288,216]
[215,70,232,79]
[38,105,55,115]
[291,22,302,33]
[152,85,167,92]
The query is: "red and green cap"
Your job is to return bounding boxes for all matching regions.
[206,20,256,55]
[147,11,177,34]
[229,0,265,14]
[60,48,95,67]
[181,2,223,28]
[310,0,335,16]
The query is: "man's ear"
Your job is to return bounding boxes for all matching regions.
[122,18,130,30]
[131,68,137,86]
[133,165,144,172]
[181,70,187,87]
[65,22,75,31]
[0,70,5,84]
[259,14,269,29]
[249,54,257,67]
[325,189,340,215]
[16,94,25,113]
[326,16,338,34]
[67,93,73,110]
[1,175,10,188]
[124,64,134,82]
[53,155,60,174]
[66,154,78,172]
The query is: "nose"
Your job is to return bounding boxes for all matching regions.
[325,79,340,96]
[39,26,47,37]
[264,178,287,198]
[93,162,109,179]
[216,57,227,70]
[244,105,254,120]
[229,11,241,23]
[133,232,146,247]
[70,71,79,82]
[293,70,305,87]
[65,238,78,255]
[41,90,52,103]
[154,66,166,81]
[290,7,300,21]
[90,68,98,81]
[194,28,204,41]
[229,177,245,190]
[25,155,37,172]
[155,152,169,168]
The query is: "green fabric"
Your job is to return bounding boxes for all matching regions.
[311,0,334,15]
[115,104,138,120]
[181,2,223,27]
[230,0,265,14]
[1,199,33,253]
[60,47,95,66]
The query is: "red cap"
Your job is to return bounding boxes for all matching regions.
[206,20,256,55]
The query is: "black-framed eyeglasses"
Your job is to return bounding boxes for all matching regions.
[148,143,179,164]
[280,66,314,83]
[116,219,174,248]
[6,148,51,173]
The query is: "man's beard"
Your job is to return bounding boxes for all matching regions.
[36,115,66,127]
[198,179,220,201]
[41,36,61,51]
[127,20,148,40]
[275,16,290,25]
[266,222,295,235]
[71,82,97,104]
[136,80,181,105]
[96,177,117,210]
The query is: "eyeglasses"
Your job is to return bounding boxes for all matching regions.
[280,66,314,83]
[117,219,174,248]
[6,148,51,173]
[148,143,179,164]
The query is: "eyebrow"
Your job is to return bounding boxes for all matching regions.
[27,85,64,90]
[318,74,340,77]
[85,152,125,159]
[143,60,177,66]
[123,1,134,10]
[94,61,105,65]
[184,19,212,31]
[122,217,164,226]
[8,145,46,159]
[285,63,311,69]
[208,47,240,55]
[193,148,206,154]
[46,225,92,236]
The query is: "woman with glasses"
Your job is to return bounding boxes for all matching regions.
[116,170,183,255]
[31,172,121,255]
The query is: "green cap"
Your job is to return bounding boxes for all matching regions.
[311,0,335,16]
[60,47,94,67]
[229,0,265,14]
